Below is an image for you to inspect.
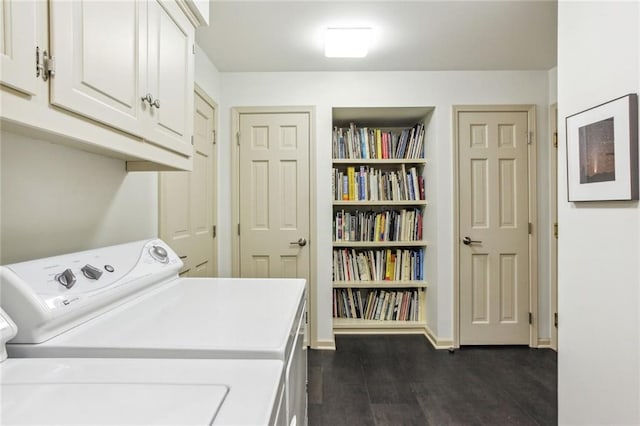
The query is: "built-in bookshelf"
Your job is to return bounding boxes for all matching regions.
[331,107,432,334]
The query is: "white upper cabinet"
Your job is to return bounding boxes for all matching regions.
[0,0,197,171]
[49,0,146,138]
[143,0,193,156]
[49,0,194,157]
[0,0,38,95]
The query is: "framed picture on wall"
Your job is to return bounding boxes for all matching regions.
[566,93,638,202]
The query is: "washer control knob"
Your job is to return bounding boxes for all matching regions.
[81,264,103,280]
[149,245,169,263]
[56,269,77,289]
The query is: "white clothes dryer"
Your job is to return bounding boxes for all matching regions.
[0,239,307,426]
[0,308,286,425]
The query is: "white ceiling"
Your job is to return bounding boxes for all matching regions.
[196,1,557,72]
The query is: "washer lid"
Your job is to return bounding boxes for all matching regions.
[1,382,228,425]
[20,277,306,360]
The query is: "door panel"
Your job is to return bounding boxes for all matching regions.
[49,0,144,136]
[238,112,310,281]
[160,91,215,276]
[459,110,529,345]
[146,0,192,156]
[0,0,37,95]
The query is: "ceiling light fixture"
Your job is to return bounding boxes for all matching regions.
[324,27,372,58]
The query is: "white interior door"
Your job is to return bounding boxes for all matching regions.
[458,110,530,345]
[159,90,216,277]
[238,112,310,281]
[0,0,37,95]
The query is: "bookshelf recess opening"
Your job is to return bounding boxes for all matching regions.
[331,106,433,334]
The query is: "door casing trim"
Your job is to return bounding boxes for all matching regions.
[550,103,558,352]
[231,106,318,348]
[452,104,538,348]
[195,83,218,276]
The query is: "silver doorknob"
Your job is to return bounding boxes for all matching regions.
[290,238,307,247]
[463,236,482,245]
[151,98,160,108]
[141,93,153,104]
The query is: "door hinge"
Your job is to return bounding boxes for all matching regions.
[528,312,533,325]
[305,311,308,324]
[212,130,216,145]
[36,46,55,81]
[191,135,194,145]
[554,312,558,328]
[553,223,558,239]
[237,223,240,236]
[192,44,196,54]
[527,131,533,145]
[236,132,240,145]
[553,131,558,148]
[212,225,216,238]
[528,222,532,234]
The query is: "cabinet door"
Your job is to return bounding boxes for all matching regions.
[0,0,37,95]
[145,0,193,156]
[49,0,145,138]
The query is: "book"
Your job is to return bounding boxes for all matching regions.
[375,129,382,159]
[342,176,348,200]
[347,167,355,200]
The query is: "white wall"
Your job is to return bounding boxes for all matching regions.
[0,131,158,264]
[217,70,552,344]
[558,1,640,424]
[195,44,222,105]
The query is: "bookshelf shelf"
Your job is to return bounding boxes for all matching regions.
[333,280,427,288]
[332,240,427,248]
[332,159,426,166]
[333,200,427,207]
[333,318,425,329]
[331,107,432,335]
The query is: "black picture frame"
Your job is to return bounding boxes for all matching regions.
[566,93,638,202]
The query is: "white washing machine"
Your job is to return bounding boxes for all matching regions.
[0,308,287,425]
[0,239,307,426]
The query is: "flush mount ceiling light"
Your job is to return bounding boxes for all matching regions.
[324,27,372,58]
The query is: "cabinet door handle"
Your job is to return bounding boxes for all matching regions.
[152,98,160,109]
[141,93,153,104]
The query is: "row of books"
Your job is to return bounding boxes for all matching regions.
[333,248,425,282]
[333,288,420,321]
[332,165,425,201]
[333,208,423,242]
[332,123,425,160]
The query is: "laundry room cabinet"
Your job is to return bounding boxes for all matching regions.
[0,0,39,96]
[331,107,433,335]
[0,0,198,171]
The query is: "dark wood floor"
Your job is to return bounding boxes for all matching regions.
[308,335,557,426]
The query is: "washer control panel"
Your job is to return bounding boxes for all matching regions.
[1,239,182,314]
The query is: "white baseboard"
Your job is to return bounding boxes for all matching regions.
[424,325,454,350]
[537,338,551,348]
[311,338,336,351]
[314,328,457,351]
